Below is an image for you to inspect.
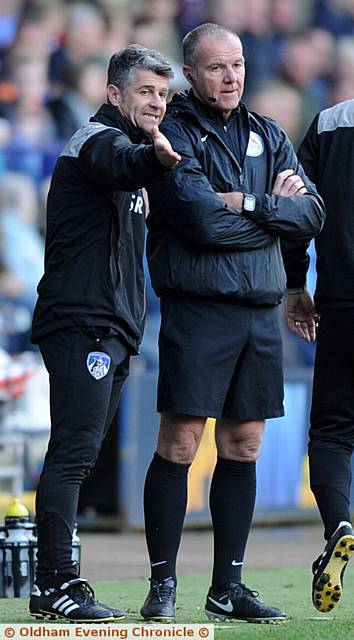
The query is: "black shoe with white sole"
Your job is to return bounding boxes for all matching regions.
[205,582,286,623]
[312,522,354,612]
[29,578,125,621]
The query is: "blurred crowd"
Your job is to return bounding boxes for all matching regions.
[0,0,353,366]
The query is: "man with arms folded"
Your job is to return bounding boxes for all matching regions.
[140,23,325,623]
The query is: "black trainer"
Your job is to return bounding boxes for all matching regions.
[205,582,286,623]
[29,578,125,621]
[312,522,354,612]
[140,578,176,620]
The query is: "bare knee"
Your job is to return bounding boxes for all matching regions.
[232,438,261,462]
[156,413,206,464]
[216,419,264,462]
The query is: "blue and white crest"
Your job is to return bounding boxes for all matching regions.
[246,131,264,157]
[87,351,111,380]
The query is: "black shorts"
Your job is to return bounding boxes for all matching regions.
[310,308,354,448]
[157,297,284,421]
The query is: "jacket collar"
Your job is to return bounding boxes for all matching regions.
[167,89,250,168]
[90,103,146,143]
[167,89,249,129]
[190,91,241,126]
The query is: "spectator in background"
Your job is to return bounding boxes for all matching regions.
[269,0,311,78]
[48,56,107,140]
[0,171,44,308]
[205,0,248,32]
[239,0,279,99]
[103,5,132,55]
[132,0,180,62]
[176,0,205,36]
[2,53,57,182]
[0,0,56,135]
[250,79,304,146]
[328,36,354,104]
[48,1,109,85]
[7,55,56,145]
[331,76,354,104]
[0,255,29,352]
[312,0,354,37]
[0,0,22,55]
[2,1,56,72]
[311,27,336,86]
[271,0,309,37]
[279,31,332,131]
[0,171,44,352]
[130,17,188,95]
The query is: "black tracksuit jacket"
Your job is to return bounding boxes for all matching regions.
[297,99,354,311]
[32,104,168,351]
[147,91,325,306]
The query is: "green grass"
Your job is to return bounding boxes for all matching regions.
[2,567,354,639]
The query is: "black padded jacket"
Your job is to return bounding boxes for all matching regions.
[297,99,354,311]
[32,103,168,351]
[147,91,325,306]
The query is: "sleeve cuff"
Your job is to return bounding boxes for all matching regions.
[287,285,307,294]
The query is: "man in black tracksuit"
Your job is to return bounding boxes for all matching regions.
[29,45,180,622]
[287,99,354,614]
[139,23,325,623]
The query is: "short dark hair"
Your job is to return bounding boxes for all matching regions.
[182,23,240,67]
[107,44,174,88]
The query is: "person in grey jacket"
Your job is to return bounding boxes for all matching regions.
[29,44,180,623]
[140,23,325,623]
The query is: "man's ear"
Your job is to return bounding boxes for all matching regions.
[107,83,120,106]
[183,65,193,85]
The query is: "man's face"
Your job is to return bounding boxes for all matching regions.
[184,34,245,119]
[111,69,169,133]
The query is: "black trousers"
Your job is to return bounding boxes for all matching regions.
[35,327,130,580]
[310,308,354,451]
[309,308,354,533]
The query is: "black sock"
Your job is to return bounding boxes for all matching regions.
[210,456,256,593]
[36,573,79,590]
[143,452,190,582]
[309,444,352,540]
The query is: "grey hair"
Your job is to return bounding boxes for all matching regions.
[182,23,240,67]
[107,44,174,89]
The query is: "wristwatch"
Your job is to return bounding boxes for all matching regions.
[243,193,256,212]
